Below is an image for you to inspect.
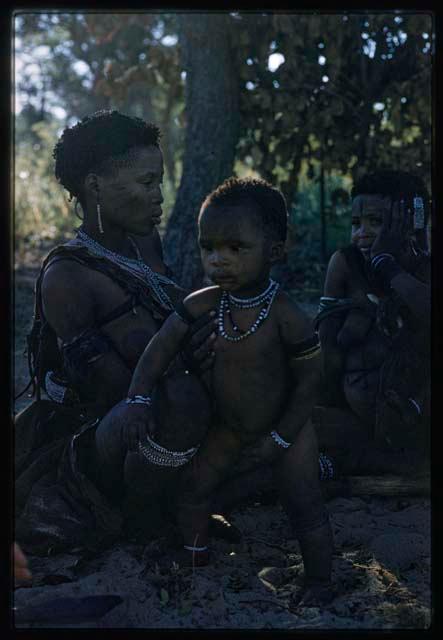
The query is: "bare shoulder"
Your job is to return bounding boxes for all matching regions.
[41,257,96,340]
[323,249,349,297]
[274,290,315,344]
[184,286,221,319]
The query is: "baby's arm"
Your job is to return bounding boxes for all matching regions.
[128,287,218,398]
[272,293,322,446]
[236,295,321,470]
[122,288,217,450]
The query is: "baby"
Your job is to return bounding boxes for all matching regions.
[128,177,333,605]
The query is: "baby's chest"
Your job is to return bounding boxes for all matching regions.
[214,318,284,369]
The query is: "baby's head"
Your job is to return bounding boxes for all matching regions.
[198,177,287,293]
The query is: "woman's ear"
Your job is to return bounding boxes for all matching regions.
[270,241,285,263]
[84,172,99,196]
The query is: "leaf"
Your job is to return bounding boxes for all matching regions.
[160,588,169,605]
[179,599,193,616]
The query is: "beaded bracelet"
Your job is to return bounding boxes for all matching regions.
[270,430,292,449]
[126,394,152,406]
[370,253,403,289]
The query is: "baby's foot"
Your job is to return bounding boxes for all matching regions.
[292,581,334,608]
[208,514,242,543]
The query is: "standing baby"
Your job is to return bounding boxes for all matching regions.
[128,177,333,606]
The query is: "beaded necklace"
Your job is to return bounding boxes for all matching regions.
[76,228,175,311]
[218,279,279,342]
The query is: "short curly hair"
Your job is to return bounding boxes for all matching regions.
[352,169,431,250]
[352,169,430,221]
[200,177,288,242]
[53,110,161,203]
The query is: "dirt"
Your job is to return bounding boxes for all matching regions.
[12,264,431,630]
[13,496,431,630]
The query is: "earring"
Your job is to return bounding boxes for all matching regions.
[97,202,104,234]
[413,195,424,230]
[74,198,83,221]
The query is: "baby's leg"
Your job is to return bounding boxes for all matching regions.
[177,427,243,560]
[274,419,334,604]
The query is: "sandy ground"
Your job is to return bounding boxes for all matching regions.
[13,267,432,630]
[13,496,431,630]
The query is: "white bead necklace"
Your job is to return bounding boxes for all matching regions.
[76,228,175,311]
[218,279,279,342]
[228,278,277,308]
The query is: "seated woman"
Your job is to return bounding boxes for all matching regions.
[315,169,430,476]
[14,110,229,553]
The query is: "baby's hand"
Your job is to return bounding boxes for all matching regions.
[248,433,286,467]
[123,403,157,451]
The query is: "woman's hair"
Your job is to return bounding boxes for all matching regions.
[53,110,161,203]
[351,169,431,250]
[200,176,288,243]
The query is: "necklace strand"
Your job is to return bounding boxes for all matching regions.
[218,280,279,342]
[76,228,175,310]
[228,278,277,308]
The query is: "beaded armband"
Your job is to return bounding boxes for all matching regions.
[126,395,152,406]
[270,430,292,449]
[287,334,321,361]
[370,253,403,289]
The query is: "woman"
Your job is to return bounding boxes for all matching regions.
[15,110,227,553]
[315,169,430,476]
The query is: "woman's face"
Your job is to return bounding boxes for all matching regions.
[96,145,164,236]
[350,194,390,257]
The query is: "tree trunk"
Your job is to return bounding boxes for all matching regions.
[319,148,327,264]
[163,14,240,289]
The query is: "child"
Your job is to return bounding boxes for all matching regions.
[127,177,333,605]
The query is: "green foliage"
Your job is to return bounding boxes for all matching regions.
[283,165,352,294]
[234,11,432,202]
[14,11,432,285]
[14,118,75,261]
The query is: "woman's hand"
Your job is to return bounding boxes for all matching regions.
[181,310,218,373]
[13,542,32,583]
[370,199,411,261]
[122,404,157,451]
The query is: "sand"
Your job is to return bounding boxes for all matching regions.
[13,493,431,630]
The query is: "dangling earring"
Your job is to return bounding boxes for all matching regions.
[74,198,83,221]
[97,201,104,234]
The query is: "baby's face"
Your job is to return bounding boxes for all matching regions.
[198,205,272,295]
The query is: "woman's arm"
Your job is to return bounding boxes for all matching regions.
[370,199,430,327]
[42,260,133,409]
[389,269,430,329]
[318,251,348,406]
